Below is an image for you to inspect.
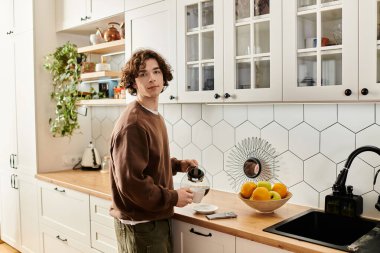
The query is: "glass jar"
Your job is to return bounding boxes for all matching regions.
[100,155,111,173]
[180,167,210,203]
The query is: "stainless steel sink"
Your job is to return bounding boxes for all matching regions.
[264,209,379,252]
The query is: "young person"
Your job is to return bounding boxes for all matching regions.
[109,49,198,253]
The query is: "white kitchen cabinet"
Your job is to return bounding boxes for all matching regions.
[358,0,380,101]
[0,0,33,36]
[283,0,359,101]
[236,237,292,253]
[55,0,124,32]
[125,0,164,11]
[38,181,91,244]
[40,225,98,253]
[125,0,177,103]
[0,172,40,253]
[172,220,235,253]
[90,196,117,253]
[177,0,224,103]
[223,0,283,102]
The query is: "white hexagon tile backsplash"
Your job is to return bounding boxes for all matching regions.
[91,103,380,219]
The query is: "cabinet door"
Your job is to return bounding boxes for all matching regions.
[177,0,224,103]
[125,0,177,103]
[224,0,282,102]
[14,31,37,176]
[172,220,235,253]
[13,0,33,34]
[0,36,17,171]
[91,0,124,21]
[41,225,98,253]
[39,181,91,244]
[55,0,89,31]
[236,237,292,253]
[0,171,21,250]
[0,0,13,35]
[125,0,164,11]
[283,0,358,101]
[19,175,40,253]
[359,1,380,100]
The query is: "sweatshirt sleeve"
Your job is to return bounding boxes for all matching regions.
[111,124,178,212]
[171,157,182,175]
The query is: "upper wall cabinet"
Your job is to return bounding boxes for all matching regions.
[177,0,224,103]
[0,0,33,36]
[55,0,124,31]
[125,0,164,11]
[359,1,380,101]
[283,0,358,102]
[224,0,283,102]
[125,0,177,103]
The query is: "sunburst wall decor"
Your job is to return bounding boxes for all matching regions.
[226,137,279,191]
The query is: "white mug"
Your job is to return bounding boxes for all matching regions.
[191,188,206,203]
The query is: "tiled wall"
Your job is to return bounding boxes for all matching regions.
[92,103,380,219]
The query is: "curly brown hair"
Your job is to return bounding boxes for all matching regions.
[120,49,173,95]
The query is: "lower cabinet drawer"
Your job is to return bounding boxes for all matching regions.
[38,181,91,244]
[41,225,98,253]
[91,221,117,253]
[90,196,113,228]
[236,237,292,253]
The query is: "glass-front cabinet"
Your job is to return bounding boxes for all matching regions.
[359,0,380,101]
[224,0,282,102]
[283,0,358,101]
[177,0,223,103]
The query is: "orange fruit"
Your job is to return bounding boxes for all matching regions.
[272,183,288,198]
[240,181,257,199]
[250,187,271,201]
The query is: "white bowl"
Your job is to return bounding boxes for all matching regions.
[238,192,292,213]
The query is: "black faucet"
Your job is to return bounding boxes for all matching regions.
[326,145,380,217]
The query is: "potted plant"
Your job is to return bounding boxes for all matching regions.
[43,42,87,137]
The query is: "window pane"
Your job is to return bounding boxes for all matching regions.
[321,54,342,86]
[235,0,250,20]
[255,59,270,88]
[187,4,198,31]
[187,65,199,91]
[187,34,199,61]
[321,9,342,46]
[254,21,270,54]
[202,64,214,91]
[202,31,214,60]
[202,0,213,26]
[298,13,317,49]
[236,25,250,56]
[298,0,316,8]
[298,55,317,87]
[236,61,251,89]
[254,0,269,16]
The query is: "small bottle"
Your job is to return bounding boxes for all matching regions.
[100,155,111,173]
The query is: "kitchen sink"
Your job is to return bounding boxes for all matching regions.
[264,209,379,252]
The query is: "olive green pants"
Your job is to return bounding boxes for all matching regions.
[114,218,173,253]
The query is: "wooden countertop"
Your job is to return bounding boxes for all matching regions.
[36,170,344,253]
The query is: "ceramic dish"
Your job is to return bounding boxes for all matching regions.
[192,203,218,214]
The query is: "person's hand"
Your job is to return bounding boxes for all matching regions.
[179,159,198,173]
[176,188,194,207]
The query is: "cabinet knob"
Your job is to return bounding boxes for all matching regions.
[85,16,91,20]
[344,89,352,96]
[224,93,231,99]
[80,17,86,21]
[214,93,220,99]
[169,95,176,100]
[361,88,369,96]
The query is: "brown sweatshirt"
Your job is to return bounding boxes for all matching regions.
[109,101,182,221]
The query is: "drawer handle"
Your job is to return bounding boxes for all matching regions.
[54,187,65,193]
[190,228,212,237]
[56,235,68,242]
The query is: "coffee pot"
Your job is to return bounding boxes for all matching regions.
[180,167,210,203]
[97,22,121,42]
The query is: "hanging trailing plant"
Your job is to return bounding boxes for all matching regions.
[43,42,87,137]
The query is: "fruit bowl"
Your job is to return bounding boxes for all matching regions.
[238,192,293,213]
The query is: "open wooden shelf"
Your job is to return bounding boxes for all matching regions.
[76,98,126,106]
[80,71,121,81]
[77,39,125,54]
